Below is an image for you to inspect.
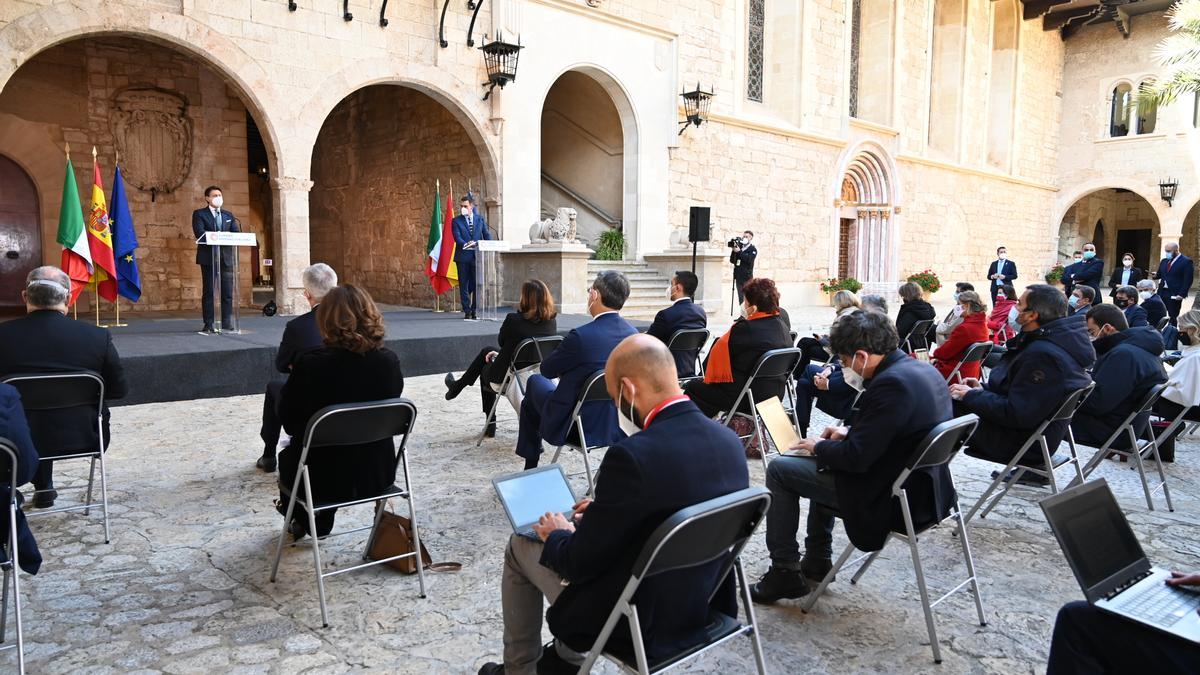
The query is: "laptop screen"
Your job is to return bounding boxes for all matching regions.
[1042,481,1147,591]
[495,468,577,530]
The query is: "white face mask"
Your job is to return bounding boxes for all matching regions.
[1139,290,1153,301]
[616,384,640,437]
[1074,257,1082,263]
[1124,259,1133,267]
[666,285,675,300]
[998,253,1007,260]
[210,195,223,209]
[842,353,865,392]
[461,207,471,218]
[741,237,749,246]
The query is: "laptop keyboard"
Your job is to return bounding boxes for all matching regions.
[1112,580,1200,627]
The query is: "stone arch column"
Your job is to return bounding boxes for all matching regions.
[830,142,899,296]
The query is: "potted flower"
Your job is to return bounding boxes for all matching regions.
[1044,264,1065,287]
[906,269,941,300]
[819,277,863,305]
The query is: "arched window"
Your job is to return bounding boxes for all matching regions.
[1136,79,1157,134]
[987,0,1019,169]
[928,0,967,157]
[850,0,894,124]
[1109,83,1132,137]
[747,0,765,102]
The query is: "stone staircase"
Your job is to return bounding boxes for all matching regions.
[586,260,672,321]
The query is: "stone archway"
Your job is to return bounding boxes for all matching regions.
[834,148,896,293]
[1057,188,1160,280]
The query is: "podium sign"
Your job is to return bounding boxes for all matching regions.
[476,240,510,322]
[197,231,258,334]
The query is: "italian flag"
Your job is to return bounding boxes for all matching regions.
[424,185,458,294]
[56,156,92,306]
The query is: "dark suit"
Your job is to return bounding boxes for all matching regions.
[459,312,557,414]
[1062,260,1081,296]
[1071,326,1165,449]
[685,314,791,417]
[1122,303,1149,328]
[986,258,1018,301]
[646,298,707,377]
[278,346,404,536]
[191,206,240,328]
[542,400,750,658]
[730,243,757,303]
[1142,293,1168,328]
[0,384,42,574]
[1107,266,1144,297]
[260,309,324,458]
[1155,253,1194,323]
[0,310,127,489]
[451,212,491,314]
[1071,258,1105,303]
[516,312,637,462]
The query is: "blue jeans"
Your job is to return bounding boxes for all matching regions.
[764,456,839,567]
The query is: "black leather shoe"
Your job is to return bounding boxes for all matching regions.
[485,421,496,438]
[750,566,810,604]
[33,489,57,509]
[536,642,577,675]
[471,311,478,320]
[200,324,216,334]
[477,663,503,675]
[445,373,462,400]
[801,555,834,584]
[256,454,277,472]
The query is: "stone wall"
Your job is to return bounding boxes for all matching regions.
[309,85,484,308]
[0,36,253,313]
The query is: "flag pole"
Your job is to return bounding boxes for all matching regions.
[67,141,78,321]
[109,153,128,328]
[94,288,102,327]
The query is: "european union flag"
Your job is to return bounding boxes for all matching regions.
[110,164,141,302]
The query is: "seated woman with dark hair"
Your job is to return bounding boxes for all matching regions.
[932,291,989,381]
[444,279,558,436]
[895,281,936,351]
[277,284,404,540]
[686,277,792,417]
[989,283,1019,345]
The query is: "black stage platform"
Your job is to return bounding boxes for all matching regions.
[105,309,641,406]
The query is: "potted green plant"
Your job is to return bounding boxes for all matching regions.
[1044,264,1065,286]
[819,277,863,305]
[906,269,941,300]
[595,229,625,261]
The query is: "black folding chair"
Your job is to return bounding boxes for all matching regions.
[963,384,1095,524]
[943,342,992,384]
[0,438,25,674]
[476,336,564,446]
[268,398,423,627]
[1073,383,1173,512]
[902,319,935,355]
[1156,316,1171,332]
[578,486,771,674]
[719,348,803,473]
[2,372,111,543]
[801,415,985,664]
[666,328,711,387]
[549,370,612,496]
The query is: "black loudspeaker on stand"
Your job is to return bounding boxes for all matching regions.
[688,206,710,276]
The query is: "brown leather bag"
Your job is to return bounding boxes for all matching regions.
[367,509,460,574]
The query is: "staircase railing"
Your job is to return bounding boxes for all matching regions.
[541,171,621,228]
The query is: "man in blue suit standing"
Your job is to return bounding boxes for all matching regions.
[515,271,638,469]
[452,194,491,320]
[1070,243,1105,304]
[190,185,240,333]
[1154,241,1194,326]
[986,245,1018,303]
[645,270,707,377]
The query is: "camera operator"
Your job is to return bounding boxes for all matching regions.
[729,230,758,304]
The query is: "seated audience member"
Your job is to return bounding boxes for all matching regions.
[1069,285,1095,316]
[687,278,792,417]
[445,279,558,436]
[1070,304,1165,449]
[792,360,858,439]
[257,263,335,472]
[0,382,42,575]
[797,290,861,367]
[1107,252,1144,298]
[895,281,936,351]
[932,291,989,381]
[950,285,1094,484]
[936,282,976,345]
[988,284,1019,345]
[1137,279,1167,328]
[1112,285,1149,328]
[1047,575,1200,675]
[860,294,888,315]
[645,270,707,377]
[750,310,954,602]
[515,271,637,469]
[1152,309,1200,461]
[276,284,404,539]
[477,335,750,674]
[0,266,127,508]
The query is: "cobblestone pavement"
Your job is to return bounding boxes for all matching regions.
[8,369,1199,674]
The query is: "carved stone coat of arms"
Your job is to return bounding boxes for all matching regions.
[110,86,193,195]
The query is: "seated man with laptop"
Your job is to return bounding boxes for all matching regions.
[479,334,750,675]
[1042,480,1200,674]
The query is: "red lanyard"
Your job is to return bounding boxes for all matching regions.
[643,395,690,428]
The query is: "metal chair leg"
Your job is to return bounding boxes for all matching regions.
[6,501,23,674]
[901,497,942,664]
[301,472,330,627]
[0,560,8,642]
[801,542,856,612]
[84,456,96,516]
[1041,437,1059,494]
[362,499,387,561]
[581,446,595,497]
[476,374,509,447]
[97,450,111,543]
[401,452,427,599]
[735,560,768,675]
[550,446,563,464]
[954,508,987,626]
[850,549,883,584]
[627,604,651,675]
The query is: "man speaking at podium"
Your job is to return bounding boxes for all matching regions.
[452,194,490,320]
[192,185,240,333]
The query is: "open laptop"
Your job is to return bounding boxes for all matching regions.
[492,465,579,541]
[1040,479,1200,643]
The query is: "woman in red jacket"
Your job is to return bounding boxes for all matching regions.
[933,291,989,381]
[988,283,1019,345]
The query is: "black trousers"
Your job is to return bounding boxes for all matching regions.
[460,346,503,414]
[260,379,285,458]
[277,443,335,537]
[459,262,477,314]
[1047,600,1199,675]
[734,275,751,304]
[199,261,235,328]
[34,412,111,490]
[1162,293,1184,324]
[1153,398,1199,460]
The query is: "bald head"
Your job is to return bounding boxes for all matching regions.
[24,266,70,313]
[606,334,682,415]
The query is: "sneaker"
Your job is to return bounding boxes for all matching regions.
[750,566,810,604]
[800,555,834,584]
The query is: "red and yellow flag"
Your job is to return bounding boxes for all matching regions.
[86,149,118,302]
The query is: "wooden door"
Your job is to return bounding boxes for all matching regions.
[0,155,41,308]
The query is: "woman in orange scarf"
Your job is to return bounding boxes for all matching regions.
[685,277,793,417]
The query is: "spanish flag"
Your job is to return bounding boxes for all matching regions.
[86,149,118,302]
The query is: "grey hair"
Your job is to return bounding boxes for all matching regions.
[829,308,899,356]
[860,293,889,314]
[592,270,630,310]
[25,266,70,308]
[898,282,922,303]
[302,263,337,300]
[1136,278,1157,292]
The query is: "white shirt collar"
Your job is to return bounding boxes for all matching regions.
[672,297,691,305]
[592,310,619,321]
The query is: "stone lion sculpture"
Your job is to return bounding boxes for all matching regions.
[529,207,579,244]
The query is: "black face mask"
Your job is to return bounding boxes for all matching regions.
[1114,298,1129,309]
[1182,333,1194,346]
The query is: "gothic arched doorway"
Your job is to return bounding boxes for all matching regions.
[0,154,39,310]
[836,151,895,292]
